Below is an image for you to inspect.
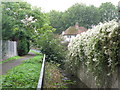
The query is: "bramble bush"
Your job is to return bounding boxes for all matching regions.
[66,20,120,85]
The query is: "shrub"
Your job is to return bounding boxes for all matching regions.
[17,39,30,56]
[37,33,66,64]
[66,20,120,85]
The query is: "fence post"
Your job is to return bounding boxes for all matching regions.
[37,54,46,90]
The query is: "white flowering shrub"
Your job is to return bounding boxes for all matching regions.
[66,20,120,85]
[21,15,37,26]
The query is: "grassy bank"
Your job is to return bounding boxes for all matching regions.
[1,55,43,88]
[0,56,21,64]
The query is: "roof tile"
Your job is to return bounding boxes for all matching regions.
[63,25,87,35]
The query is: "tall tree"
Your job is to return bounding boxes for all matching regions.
[48,2,118,34]
[48,10,64,34]
[99,2,118,22]
[2,2,50,41]
[2,2,54,55]
[48,3,100,34]
[61,3,100,29]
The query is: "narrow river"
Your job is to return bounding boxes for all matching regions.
[60,69,91,89]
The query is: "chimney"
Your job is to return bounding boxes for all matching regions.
[75,22,79,29]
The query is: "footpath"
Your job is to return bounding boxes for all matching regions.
[1,52,36,75]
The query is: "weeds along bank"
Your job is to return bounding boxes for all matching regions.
[66,20,120,88]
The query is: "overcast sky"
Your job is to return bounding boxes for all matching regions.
[24,0,119,12]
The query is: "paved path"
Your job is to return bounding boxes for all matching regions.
[1,52,36,75]
[31,49,41,53]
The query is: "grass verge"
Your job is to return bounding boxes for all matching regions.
[1,55,43,88]
[0,56,21,64]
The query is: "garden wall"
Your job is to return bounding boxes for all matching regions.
[1,40,18,60]
[77,64,120,89]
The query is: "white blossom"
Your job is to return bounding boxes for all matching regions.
[67,19,119,77]
[21,15,36,25]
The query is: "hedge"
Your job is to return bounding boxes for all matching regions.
[66,20,120,85]
[17,39,30,56]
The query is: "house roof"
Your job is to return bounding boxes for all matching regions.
[64,26,78,35]
[63,24,87,35]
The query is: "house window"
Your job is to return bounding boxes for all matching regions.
[67,35,71,38]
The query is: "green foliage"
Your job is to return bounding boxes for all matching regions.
[2,2,52,56]
[48,2,118,34]
[2,2,30,40]
[99,2,118,22]
[2,2,50,41]
[37,32,66,64]
[0,56,21,64]
[17,39,30,56]
[48,10,64,34]
[66,20,120,85]
[2,2,50,56]
[1,55,42,88]
[48,3,100,33]
[64,3,100,29]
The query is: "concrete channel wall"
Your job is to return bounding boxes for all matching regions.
[0,40,2,61]
[77,64,120,89]
[1,40,18,60]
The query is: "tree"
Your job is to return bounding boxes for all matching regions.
[99,2,118,22]
[37,32,66,64]
[61,3,100,29]
[2,2,49,41]
[2,2,30,40]
[83,5,100,28]
[48,10,64,34]
[48,2,118,34]
[48,3,100,34]
[2,2,52,55]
